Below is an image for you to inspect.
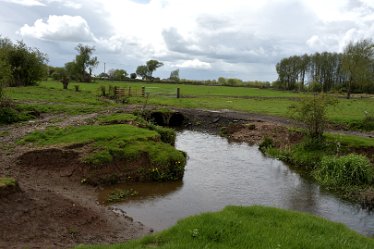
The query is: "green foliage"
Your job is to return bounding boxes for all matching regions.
[169,69,180,81]
[66,44,98,82]
[342,39,374,98]
[313,154,374,186]
[108,69,128,81]
[147,124,176,145]
[290,94,337,139]
[75,205,374,249]
[0,36,47,86]
[20,124,186,181]
[121,141,186,181]
[0,177,17,187]
[146,60,163,76]
[106,188,138,203]
[136,65,149,80]
[308,81,322,92]
[258,137,274,152]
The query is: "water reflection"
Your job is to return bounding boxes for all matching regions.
[104,130,374,236]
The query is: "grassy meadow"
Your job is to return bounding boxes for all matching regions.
[75,206,374,249]
[4,80,374,127]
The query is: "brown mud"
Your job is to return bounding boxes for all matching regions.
[0,106,373,248]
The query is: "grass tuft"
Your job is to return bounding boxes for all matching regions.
[74,205,374,249]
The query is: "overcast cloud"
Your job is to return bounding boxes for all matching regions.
[1,0,373,81]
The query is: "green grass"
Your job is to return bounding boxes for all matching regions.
[74,205,374,249]
[326,133,374,148]
[0,177,17,187]
[313,154,374,186]
[20,124,159,147]
[96,113,138,123]
[5,80,374,127]
[19,124,186,182]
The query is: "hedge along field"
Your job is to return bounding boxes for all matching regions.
[5,80,374,126]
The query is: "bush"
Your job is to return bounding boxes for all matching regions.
[259,137,274,152]
[290,94,337,140]
[313,154,374,186]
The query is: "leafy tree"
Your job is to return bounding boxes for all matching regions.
[109,69,128,81]
[169,69,180,81]
[146,60,163,77]
[66,44,98,82]
[0,37,47,87]
[98,72,109,79]
[130,73,137,80]
[136,65,149,80]
[342,39,374,99]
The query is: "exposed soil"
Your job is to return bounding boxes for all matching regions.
[0,112,150,249]
[0,106,373,248]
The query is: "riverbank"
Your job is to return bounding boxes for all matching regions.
[1,107,373,248]
[75,206,374,249]
[0,112,153,248]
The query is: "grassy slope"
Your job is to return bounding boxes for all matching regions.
[20,124,159,147]
[75,206,374,249]
[326,133,374,147]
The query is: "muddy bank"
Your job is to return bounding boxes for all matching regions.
[0,113,152,249]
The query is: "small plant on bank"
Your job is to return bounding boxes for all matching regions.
[290,94,337,140]
[259,137,274,152]
[106,188,138,203]
[313,154,374,186]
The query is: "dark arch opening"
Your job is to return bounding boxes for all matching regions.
[169,112,185,127]
[150,112,166,126]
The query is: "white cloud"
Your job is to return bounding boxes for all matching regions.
[2,0,45,6]
[4,0,374,80]
[177,59,211,69]
[19,15,95,42]
[46,0,82,9]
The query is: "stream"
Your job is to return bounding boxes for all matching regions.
[102,130,374,236]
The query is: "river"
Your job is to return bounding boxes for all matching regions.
[102,130,374,236]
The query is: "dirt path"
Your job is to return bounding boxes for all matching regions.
[174,107,374,138]
[0,112,150,249]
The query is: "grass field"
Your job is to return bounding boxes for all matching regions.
[75,205,374,249]
[4,80,374,126]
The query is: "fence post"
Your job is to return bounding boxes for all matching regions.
[142,86,145,97]
[176,88,180,98]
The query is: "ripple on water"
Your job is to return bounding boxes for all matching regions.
[101,130,374,236]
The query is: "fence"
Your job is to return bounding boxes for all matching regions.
[98,85,181,99]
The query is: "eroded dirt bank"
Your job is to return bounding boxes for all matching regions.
[0,106,373,248]
[0,112,150,249]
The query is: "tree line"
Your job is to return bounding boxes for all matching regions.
[275,39,374,98]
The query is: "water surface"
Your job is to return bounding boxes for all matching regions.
[103,130,374,235]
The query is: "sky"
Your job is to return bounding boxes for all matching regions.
[0,0,374,81]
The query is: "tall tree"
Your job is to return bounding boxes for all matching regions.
[136,65,149,80]
[342,39,374,99]
[146,60,163,78]
[66,44,98,82]
[169,69,180,81]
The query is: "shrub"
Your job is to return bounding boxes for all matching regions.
[313,154,374,186]
[259,137,274,152]
[290,94,337,140]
